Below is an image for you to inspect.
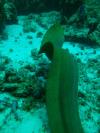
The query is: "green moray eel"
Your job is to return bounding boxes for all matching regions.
[39,23,84,133]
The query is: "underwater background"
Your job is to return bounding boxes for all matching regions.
[0,0,100,133]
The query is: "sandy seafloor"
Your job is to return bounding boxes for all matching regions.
[0,13,100,133]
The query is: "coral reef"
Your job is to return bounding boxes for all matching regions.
[0,1,99,133]
[23,15,38,33]
[0,0,17,35]
[0,52,49,99]
[13,0,47,14]
[0,0,6,33]
[61,0,100,45]
[78,56,100,133]
[3,0,17,24]
[1,0,99,44]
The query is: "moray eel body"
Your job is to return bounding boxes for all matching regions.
[39,23,84,133]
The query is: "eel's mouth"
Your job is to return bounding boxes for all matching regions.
[39,42,54,60]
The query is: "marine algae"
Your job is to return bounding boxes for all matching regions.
[39,23,84,133]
